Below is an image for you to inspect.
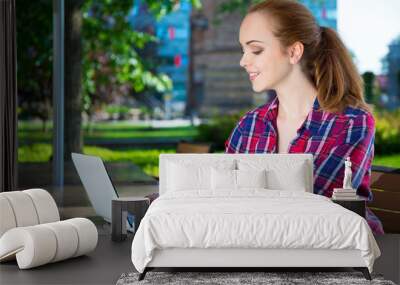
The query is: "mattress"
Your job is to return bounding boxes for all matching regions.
[131,190,380,273]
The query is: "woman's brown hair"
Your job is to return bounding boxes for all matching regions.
[249,0,370,113]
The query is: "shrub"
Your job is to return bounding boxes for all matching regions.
[374,109,400,155]
[18,143,52,162]
[105,105,131,120]
[196,112,246,151]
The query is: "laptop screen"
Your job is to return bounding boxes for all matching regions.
[72,153,119,223]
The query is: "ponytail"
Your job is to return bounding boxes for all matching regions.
[249,0,370,114]
[314,27,370,113]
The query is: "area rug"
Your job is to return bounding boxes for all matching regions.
[116,271,396,285]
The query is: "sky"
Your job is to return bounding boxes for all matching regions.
[337,0,400,74]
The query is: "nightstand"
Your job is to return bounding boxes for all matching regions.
[332,197,366,218]
[111,197,150,242]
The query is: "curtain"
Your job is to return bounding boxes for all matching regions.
[0,0,18,192]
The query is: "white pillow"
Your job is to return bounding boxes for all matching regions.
[237,169,267,189]
[211,168,267,190]
[211,168,236,190]
[167,160,235,192]
[167,162,209,191]
[238,159,309,191]
[266,165,307,191]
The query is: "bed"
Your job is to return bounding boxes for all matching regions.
[131,154,380,281]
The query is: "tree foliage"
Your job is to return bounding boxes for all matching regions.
[362,71,376,104]
[81,0,169,118]
[16,0,53,131]
[16,0,201,123]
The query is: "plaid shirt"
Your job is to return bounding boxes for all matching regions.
[225,96,384,235]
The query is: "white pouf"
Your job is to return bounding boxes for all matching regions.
[0,196,17,237]
[0,189,98,269]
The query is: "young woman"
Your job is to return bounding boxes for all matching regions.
[225,0,384,234]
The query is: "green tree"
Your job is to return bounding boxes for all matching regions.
[17,0,201,159]
[67,0,201,159]
[81,1,170,126]
[362,71,376,104]
[16,0,53,132]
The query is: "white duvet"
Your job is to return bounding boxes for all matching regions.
[131,190,380,273]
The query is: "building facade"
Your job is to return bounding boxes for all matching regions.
[191,0,337,117]
[386,36,400,108]
[155,2,192,117]
[129,0,192,118]
[129,0,338,117]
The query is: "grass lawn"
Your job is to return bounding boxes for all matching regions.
[372,153,400,169]
[18,121,198,142]
[84,146,175,176]
[18,143,400,178]
[18,144,175,177]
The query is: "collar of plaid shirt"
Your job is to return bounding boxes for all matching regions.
[250,95,346,154]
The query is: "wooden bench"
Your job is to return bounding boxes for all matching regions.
[176,141,213,154]
[369,166,400,233]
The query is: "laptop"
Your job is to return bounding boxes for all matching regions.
[71,153,133,227]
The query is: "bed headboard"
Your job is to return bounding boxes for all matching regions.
[159,153,314,195]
